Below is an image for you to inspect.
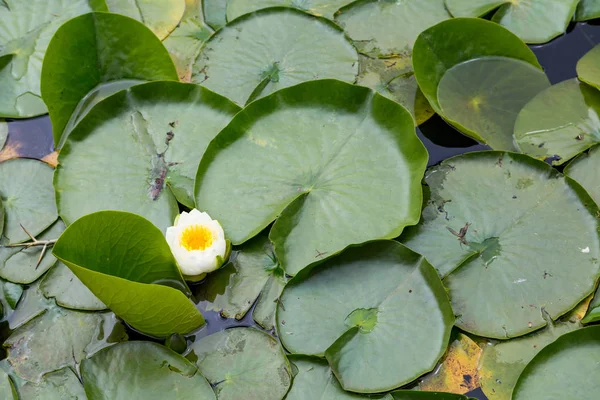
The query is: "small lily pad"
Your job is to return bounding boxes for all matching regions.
[189,327,292,400]
[81,341,216,400]
[512,326,600,399]
[19,368,86,399]
[40,261,106,311]
[515,79,600,165]
[401,152,600,339]
[192,8,358,106]
[104,0,185,39]
[277,241,454,393]
[0,158,58,243]
[575,0,600,21]
[577,44,600,90]
[227,0,354,20]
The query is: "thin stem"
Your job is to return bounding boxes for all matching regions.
[1,224,58,267]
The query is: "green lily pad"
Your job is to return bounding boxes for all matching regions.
[575,0,600,21]
[227,0,354,20]
[479,299,588,400]
[195,80,427,275]
[0,158,57,243]
[19,368,86,399]
[7,281,55,331]
[0,0,97,118]
[104,0,185,39]
[277,241,454,393]
[40,261,106,311]
[55,81,240,227]
[0,279,22,315]
[190,327,292,399]
[413,18,541,115]
[512,326,600,399]
[445,0,579,44]
[0,368,15,400]
[203,0,227,30]
[191,8,358,106]
[438,56,550,149]
[514,79,600,165]
[81,341,216,400]
[41,12,178,147]
[335,0,451,58]
[53,211,205,338]
[401,152,600,339]
[0,220,64,284]
[5,308,124,383]
[253,273,287,330]
[582,287,600,324]
[577,44,600,90]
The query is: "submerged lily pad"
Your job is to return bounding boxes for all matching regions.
[413,18,541,115]
[104,0,185,39]
[335,0,451,58]
[0,0,96,118]
[401,152,600,339]
[53,211,204,338]
[41,12,178,146]
[55,81,240,226]
[577,44,600,90]
[192,8,358,106]
[19,368,86,399]
[277,241,454,393]
[514,79,600,165]
[575,0,600,21]
[227,0,354,21]
[512,326,600,399]
[438,56,550,149]
[195,80,427,275]
[445,0,579,43]
[82,341,216,400]
[0,158,57,243]
[40,261,106,311]
[190,327,292,399]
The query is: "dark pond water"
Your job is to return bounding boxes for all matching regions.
[1,20,599,400]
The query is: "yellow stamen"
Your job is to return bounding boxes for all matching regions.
[179,225,214,251]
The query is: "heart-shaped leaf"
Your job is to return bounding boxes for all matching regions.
[401,152,600,338]
[54,81,240,227]
[40,261,106,311]
[575,0,600,21]
[277,241,454,393]
[19,368,86,399]
[227,0,354,21]
[41,12,178,146]
[81,341,216,400]
[577,44,600,90]
[191,8,358,106]
[104,0,185,39]
[195,80,427,275]
[53,211,205,338]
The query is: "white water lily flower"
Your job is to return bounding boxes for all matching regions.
[165,209,228,279]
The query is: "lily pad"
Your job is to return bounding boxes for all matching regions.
[81,341,216,400]
[104,0,185,39]
[577,44,600,90]
[0,0,97,118]
[195,80,427,275]
[53,211,205,338]
[40,261,106,311]
[227,0,354,20]
[582,286,600,323]
[55,80,240,226]
[575,0,600,21]
[19,368,86,399]
[438,56,550,148]
[335,0,451,58]
[401,152,600,339]
[0,279,22,315]
[0,158,57,243]
[514,79,600,165]
[189,327,292,399]
[203,0,227,30]
[277,241,454,393]
[253,273,288,330]
[0,368,15,400]
[7,281,55,331]
[191,8,358,106]
[512,326,600,399]
[445,0,579,43]
[41,12,179,146]
[413,18,541,115]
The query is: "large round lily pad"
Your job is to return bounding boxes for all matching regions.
[0,0,97,118]
[227,0,354,20]
[191,8,358,106]
[55,81,240,228]
[577,44,600,90]
[277,241,454,393]
[41,12,178,146]
[413,18,541,115]
[81,341,216,400]
[335,0,451,58]
[514,79,600,165]
[0,158,57,243]
[195,80,427,275]
[512,326,600,399]
[401,151,600,339]
[189,327,292,400]
[575,0,600,21]
[438,56,550,149]
[104,0,185,39]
